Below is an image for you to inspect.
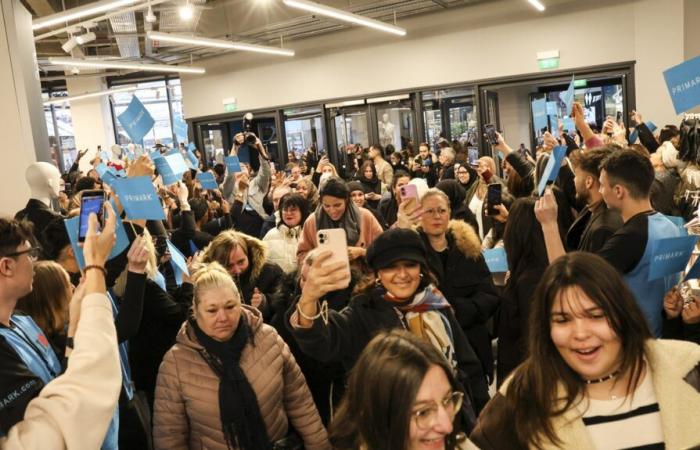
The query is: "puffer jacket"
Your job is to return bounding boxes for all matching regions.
[153,306,329,450]
[263,223,301,274]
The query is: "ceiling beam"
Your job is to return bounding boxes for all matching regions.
[431,0,449,8]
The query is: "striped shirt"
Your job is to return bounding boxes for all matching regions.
[580,370,665,450]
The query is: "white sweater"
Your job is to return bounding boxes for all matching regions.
[263,224,301,274]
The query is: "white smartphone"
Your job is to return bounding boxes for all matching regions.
[316,228,350,270]
[400,183,419,209]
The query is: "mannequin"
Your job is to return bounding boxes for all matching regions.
[15,162,62,243]
[378,113,395,148]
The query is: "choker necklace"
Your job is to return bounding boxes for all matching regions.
[583,370,620,385]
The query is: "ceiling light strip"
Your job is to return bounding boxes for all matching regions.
[527,0,546,12]
[44,85,138,105]
[282,0,406,36]
[47,57,206,74]
[32,0,138,30]
[147,32,295,56]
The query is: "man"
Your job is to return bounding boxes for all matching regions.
[536,149,681,337]
[411,143,437,187]
[368,145,393,187]
[566,147,623,253]
[0,218,62,434]
[260,185,291,238]
[438,147,456,181]
[339,144,360,181]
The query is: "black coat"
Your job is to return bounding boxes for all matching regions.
[286,288,490,413]
[420,221,500,383]
[15,199,61,250]
[566,200,623,253]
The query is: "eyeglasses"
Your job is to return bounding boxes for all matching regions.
[412,391,464,430]
[1,247,41,261]
[423,208,449,217]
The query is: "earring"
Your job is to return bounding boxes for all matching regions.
[420,273,424,278]
[375,278,381,287]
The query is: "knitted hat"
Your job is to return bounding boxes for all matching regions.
[366,228,426,270]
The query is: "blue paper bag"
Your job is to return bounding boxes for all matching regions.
[112,176,165,220]
[483,248,508,273]
[537,146,567,196]
[648,235,697,281]
[532,98,548,132]
[153,157,181,186]
[663,55,700,114]
[117,97,155,145]
[225,155,242,173]
[197,172,218,190]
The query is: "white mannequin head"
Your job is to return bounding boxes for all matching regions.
[382,113,389,123]
[25,162,61,203]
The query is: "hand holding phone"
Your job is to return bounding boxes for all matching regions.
[484,124,498,146]
[78,190,105,242]
[400,184,419,210]
[486,183,502,216]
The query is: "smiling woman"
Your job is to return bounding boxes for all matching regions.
[470,252,700,450]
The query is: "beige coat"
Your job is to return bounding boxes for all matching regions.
[153,305,329,450]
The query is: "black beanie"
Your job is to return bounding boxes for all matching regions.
[366,228,427,270]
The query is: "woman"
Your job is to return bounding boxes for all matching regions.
[390,151,410,175]
[153,262,328,450]
[357,160,383,210]
[312,157,339,188]
[296,177,383,267]
[471,252,700,449]
[435,180,479,232]
[15,261,72,355]
[295,177,319,211]
[201,230,284,322]
[398,189,499,386]
[496,197,549,385]
[263,193,309,273]
[455,163,479,193]
[330,330,470,450]
[347,180,387,230]
[378,170,411,228]
[289,228,488,416]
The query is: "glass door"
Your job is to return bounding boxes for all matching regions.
[370,98,416,154]
[481,89,501,160]
[329,106,370,165]
[421,87,477,151]
[283,107,326,161]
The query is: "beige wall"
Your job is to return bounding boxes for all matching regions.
[65,76,116,174]
[181,0,690,129]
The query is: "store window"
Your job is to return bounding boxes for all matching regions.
[111,79,184,148]
[43,90,77,172]
[333,109,369,151]
[283,107,325,159]
[422,87,478,149]
[375,102,415,152]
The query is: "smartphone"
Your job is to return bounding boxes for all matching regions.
[316,229,350,270]
[78,190,105,242]
[616,111,623,123]
[486,183,502,216]
[468,148,479,166]
[484,124,498,146]
[400,183,419,208]
[422,159,431,167]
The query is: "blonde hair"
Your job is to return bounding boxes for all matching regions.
[190,262,240,309]
[201,230,250,269]
[420,188,450,211]
[16,261,70,334]
[112,228,158,298]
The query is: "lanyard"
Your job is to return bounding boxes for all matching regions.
[5,320,59,379]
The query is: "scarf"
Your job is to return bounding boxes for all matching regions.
[377,284,458,370]
[191,317,272,450]
[314,201,361,245]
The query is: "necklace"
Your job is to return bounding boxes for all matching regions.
[583,369,620,385]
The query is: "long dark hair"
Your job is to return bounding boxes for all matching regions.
[506,252,651,448]
[330,330,463,450]
[502,198,549,281]
[359,160,379,183]
[277,193,309,228]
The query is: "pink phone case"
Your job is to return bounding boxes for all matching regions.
[316,228,350,269]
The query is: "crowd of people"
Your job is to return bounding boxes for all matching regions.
[1,103,700,449]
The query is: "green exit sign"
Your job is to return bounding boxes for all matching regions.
[224,103,237,113]
[538,57,560,70]
[574,79,588,88]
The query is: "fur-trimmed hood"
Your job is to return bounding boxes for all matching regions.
[238,232,268,282]
[446,220,482,259]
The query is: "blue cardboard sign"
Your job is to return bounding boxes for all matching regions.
[153,156,181,186]
[165,153,189,175]
[100,150,111,162]
[546,101,558,116]
[537,145,567,196]
[197,172,218,190]
[562,117,576,132]
[483,248,508,273]
[646,121,658,132]
[225,155,242,173]
[548,115,560,138]
[167,240,189,286]
[173,116,188,142]
[117,97,155,145]
[187,142,196,152]
[560,76,575,116]
[663,55,700,114]
[63,201,129,270]
[112,176,165,220]
[186,150,199,169]
[149,151,163,161]
[532,98,548,132]
[648,235,697,281]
